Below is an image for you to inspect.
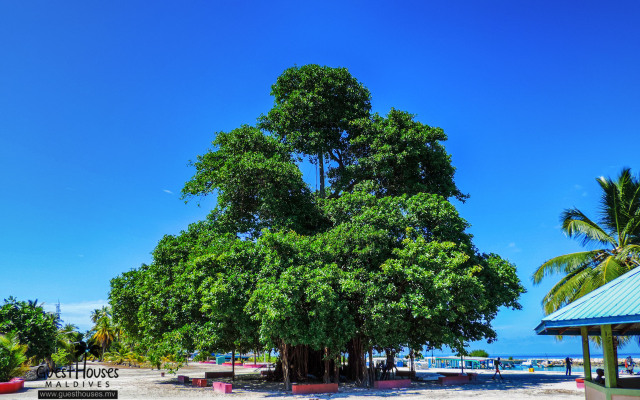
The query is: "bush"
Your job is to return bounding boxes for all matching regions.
[468,349,489,358]
[0,297,58,362]
[0,333,29,382]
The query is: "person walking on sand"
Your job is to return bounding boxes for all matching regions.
[492,357,503,380]
[565,357,572,375]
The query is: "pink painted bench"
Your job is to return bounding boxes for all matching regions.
[205,371,234,379]
[221,362,243,366]
[212,382,232,393]
[291,383,338,394]
[374,379,412,389]
[242,363,267,368]
[192,378,208,387]
[177,375,190,383]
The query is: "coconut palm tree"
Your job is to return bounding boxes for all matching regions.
[533,168,640,314]
[90,307,111,324]
[92,316,116,361]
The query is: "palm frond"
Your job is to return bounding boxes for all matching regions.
[561,208,616,247]
[617,244,640,265]
[542,267,593,314]
[597,168,640,245]
[596,255,628,285]
[532,250,603,284]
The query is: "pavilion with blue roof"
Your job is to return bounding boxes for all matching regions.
[536,267,640,400]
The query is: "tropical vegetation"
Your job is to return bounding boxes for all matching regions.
[0,333,29,382]
[109,64,525,389]
[0,297,58,364]
[533,168,640,314]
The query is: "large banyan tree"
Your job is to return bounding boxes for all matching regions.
[109,64,525,389]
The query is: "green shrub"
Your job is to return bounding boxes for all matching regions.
[468,349,489,358]
[0,333,29,382]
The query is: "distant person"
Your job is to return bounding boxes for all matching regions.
[594,368,605,385]
[565,357,572,375]
[492,357,503,380]
[626,356,634,374]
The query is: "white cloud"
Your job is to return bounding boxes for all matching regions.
[163,189,173,194]
[43,300,108,332]
[507,242,522,253]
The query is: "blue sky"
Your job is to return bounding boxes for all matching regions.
[1,1,639,356]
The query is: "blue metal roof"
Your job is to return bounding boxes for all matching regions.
[535,267,640,336]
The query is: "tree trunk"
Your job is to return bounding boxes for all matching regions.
[410,349,415,373]
[324,347,330,383]
[334,353,339,384]
[369,348,374,386]
[282,343,290,390]
[385,350,395,380]
[232,350,235,381]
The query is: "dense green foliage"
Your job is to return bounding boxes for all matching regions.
[469,349,489,358]
[533,168,640,314]
[0,333,29,382]
[0,297,58,361]
[110,64,524,387]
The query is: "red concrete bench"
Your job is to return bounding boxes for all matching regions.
[221,362,243,366]
[291,383,338,394]
[192,378,208,387]
[177,375,190,383]
[0,378,24,394]
[205,371,234,379]
[374,379,412,389]
[212,382,232,393]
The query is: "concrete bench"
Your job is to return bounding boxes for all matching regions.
[212,382,232,393]
[374,379,412,389]
[192,378,208,387]
[291,383,338,394]
[177,375,190,383]
[205,371,234,379]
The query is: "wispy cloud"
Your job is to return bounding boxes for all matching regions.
[508,242,522,252]
[163,189,173,194]
[43,300,108,331]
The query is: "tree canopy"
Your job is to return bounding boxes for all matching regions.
[110,64,524,388]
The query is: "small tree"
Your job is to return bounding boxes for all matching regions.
[469,349,489,358]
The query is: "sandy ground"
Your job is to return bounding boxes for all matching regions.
[7,362,585,400]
